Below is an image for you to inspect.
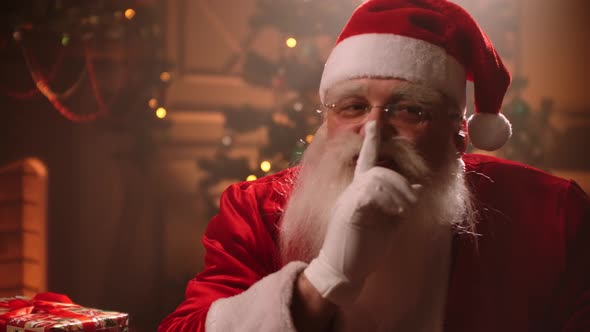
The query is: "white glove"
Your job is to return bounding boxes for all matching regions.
[304,121,421,305]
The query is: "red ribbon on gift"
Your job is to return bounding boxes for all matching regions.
[0,292,99,332]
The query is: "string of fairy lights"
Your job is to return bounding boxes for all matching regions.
[191,0,365,217]
[1,2,170,123]
[196,0,530,219]
[244,34,311,182]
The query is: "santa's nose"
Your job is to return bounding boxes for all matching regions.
[360,107,398,141]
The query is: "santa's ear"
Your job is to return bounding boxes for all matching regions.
[455,119,468,155]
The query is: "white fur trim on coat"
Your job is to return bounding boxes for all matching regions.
[205,261,308,332]
[319,33,467,108]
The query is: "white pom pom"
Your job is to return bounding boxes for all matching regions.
[467,113,512,151]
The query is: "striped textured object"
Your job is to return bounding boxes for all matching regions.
[0,158,48,297]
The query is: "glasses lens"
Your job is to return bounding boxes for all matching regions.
[327,100,430,127]
[330,100,370,122]
[386,104,427,124]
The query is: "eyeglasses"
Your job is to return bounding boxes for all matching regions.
[323,99,432,127]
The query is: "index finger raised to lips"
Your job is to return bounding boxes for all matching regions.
[355,120,379,177]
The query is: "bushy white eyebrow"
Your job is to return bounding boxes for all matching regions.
[323,80,462,119]
[388,84,446,107]
[325,80,444,106]
[324,81,368,104]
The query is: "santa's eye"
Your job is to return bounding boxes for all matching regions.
[327,100,371,118]
[385,104,429,123]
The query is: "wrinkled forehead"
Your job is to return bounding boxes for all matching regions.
[324,78,451,106]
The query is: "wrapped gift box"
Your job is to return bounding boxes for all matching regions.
[0,293,128,332]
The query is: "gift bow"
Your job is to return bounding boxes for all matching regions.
[0,292,98,331]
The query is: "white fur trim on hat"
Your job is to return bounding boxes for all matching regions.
[467,112,512,151]
[319,33,467,108]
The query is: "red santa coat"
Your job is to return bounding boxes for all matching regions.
[158,154,590,331]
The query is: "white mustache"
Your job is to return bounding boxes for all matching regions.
[345,135,431,183]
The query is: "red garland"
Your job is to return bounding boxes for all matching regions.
[23,44,126,123]
[0,46,66,99]
[84,45,110,120]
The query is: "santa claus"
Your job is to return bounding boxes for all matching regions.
[159,0,590,331]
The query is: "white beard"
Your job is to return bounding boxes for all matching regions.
[279,124,476,331]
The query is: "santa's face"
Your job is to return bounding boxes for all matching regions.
[279,78,472,265]
[323,78,463,172]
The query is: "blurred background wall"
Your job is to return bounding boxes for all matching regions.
[0,0,589,330]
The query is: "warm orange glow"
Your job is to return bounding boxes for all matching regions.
[260,161,271,173]
[124,9,136,20]
[160,72,171,82]
[148,98,158,109]
[246,175,258,182]
[305,134,314,143]
[286,37,297,48]
[156,107,167,119]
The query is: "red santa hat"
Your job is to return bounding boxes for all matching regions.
[319,0,512,151]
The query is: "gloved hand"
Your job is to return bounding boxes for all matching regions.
[304,120,421,305]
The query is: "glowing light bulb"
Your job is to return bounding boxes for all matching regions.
[221,135,232,147]
[125,9,136,20]
[61,34,70,46]
[148,98,158,109]
[156,107,167,119]
[246,175,257,182]
[286,37,297,48]
[160,71,171,82]
[260,161,271,173]
[293,102,303,112]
